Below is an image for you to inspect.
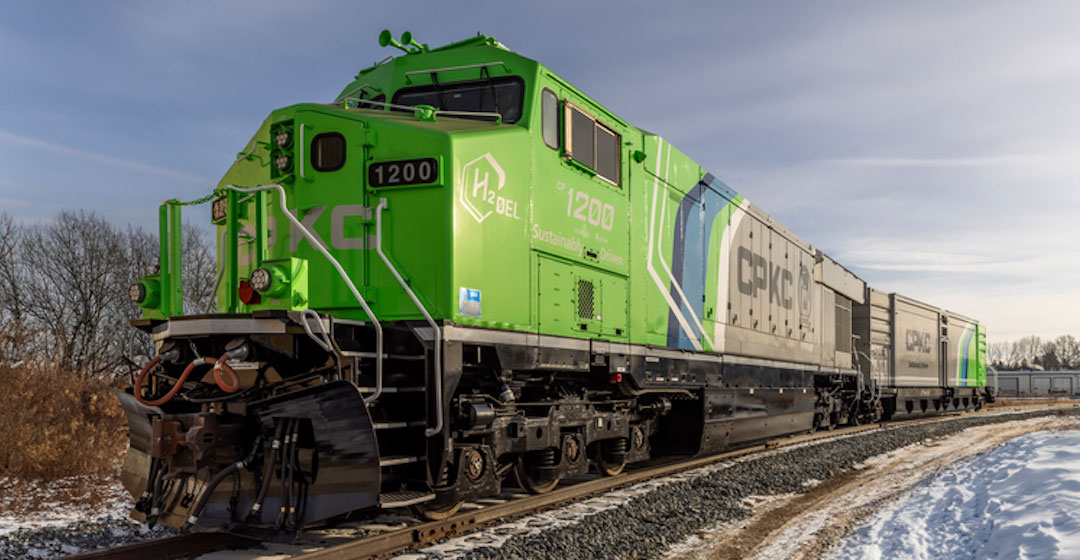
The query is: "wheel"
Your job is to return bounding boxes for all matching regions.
[409,500,463,521]
[591,438,628,477]
[512,459,560,494]
[593,452,626,477]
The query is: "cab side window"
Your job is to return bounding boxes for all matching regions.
[542,89,559,149]
[564,101,620,186]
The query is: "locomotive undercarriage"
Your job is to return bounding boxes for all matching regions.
[119,312,990,536]
[120,312,678,534]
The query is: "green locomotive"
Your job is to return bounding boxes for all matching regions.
[122,30,990,534]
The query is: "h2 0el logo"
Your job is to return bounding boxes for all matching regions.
[460,153,520,223]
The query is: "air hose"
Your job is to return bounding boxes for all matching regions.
[136,355,242,406]
[213,353,241,393]
[135,356,204,407]
[246,421,286,523]
[182,435,263,533]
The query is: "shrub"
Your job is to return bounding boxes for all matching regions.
[0,364,127,480]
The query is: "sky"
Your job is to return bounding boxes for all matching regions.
[0,1,1077,342]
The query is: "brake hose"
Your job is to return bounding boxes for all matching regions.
[183,435,263,533]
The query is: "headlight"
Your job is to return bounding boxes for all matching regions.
[250,268,272,292]
[250,265,290,297]
[274,130,292,147]
[129,282,146,304]
[129,278,161,308]
[275,154,293,171]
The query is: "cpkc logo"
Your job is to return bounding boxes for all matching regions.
[460,153,520,223]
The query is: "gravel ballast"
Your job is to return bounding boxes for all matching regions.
[454,409,1080,560]
[0,520,172,560]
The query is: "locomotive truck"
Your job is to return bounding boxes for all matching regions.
[121,30,991,535]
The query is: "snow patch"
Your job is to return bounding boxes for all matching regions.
[0,475,133,537]
[828,430,1080,560]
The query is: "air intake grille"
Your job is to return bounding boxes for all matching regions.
[578,280,595,319]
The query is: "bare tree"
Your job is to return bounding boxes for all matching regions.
[116,225,158,368]
[20,211,134,377]
[988,341,1011,370]
[182,224,217,315]
[0,213,26,364]
[1011,336,1043,370]
[1055,335,1080,369]
[1041,340,1062,370]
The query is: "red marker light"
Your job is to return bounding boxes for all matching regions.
[238,280,261,305]
[610,373,623,383]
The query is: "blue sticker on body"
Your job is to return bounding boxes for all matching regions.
[459,287,481,317]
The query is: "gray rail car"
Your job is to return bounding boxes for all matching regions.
[853,288,986,418]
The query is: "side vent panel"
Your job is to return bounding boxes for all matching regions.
[577,279,595,320]
[536,254,628,339]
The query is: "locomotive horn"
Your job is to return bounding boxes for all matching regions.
[401,31,428,53]
[378,29,409,53]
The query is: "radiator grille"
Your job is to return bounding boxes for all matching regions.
[578,279,595,319]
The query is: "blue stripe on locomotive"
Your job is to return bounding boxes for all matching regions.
[665,173,741,350]
[958,324,974,386]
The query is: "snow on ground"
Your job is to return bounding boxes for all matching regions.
[0,475,132,536]
[827,429,1080,560]
[668,415,1077,560]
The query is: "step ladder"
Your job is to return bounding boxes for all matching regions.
[344,348,436,508]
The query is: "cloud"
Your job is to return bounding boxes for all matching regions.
[0,129,209,184]
[819,154,1059,168]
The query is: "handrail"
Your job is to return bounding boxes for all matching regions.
[333,82,372,103]
[375,198,443,437]
[337,97,423,112]
[403,61,507,77]
[221,184,384,404]
[431,109,503,124]
[337,97,503,125]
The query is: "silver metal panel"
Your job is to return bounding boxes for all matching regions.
[800,249,817,346]
[769,229,783,338]
[814,252,866,304]
[151,317,304,342]
[784,237,798,341]
[752,218,767,333]
[732,207,752,331]
[890,295,941,387]
[1032,377,1051,394]
[821,288,836,367]
[742,201,814,255]
[1053,377,1073,394]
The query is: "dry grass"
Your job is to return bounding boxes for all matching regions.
[991,396,1080,407]
[0,365,127,480]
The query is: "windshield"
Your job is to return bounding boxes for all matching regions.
[392,76,524,124]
